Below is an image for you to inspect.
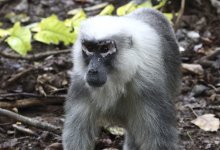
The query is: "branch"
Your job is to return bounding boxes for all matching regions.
[0,97,64,109]
[206,47,220,60]
[0,49,71,61]
[12,124,37,136]
[2,67,35,88]
[174,0,186,30]
[195,47,220,68]
[0,92,66,99]
[0,108,61,134]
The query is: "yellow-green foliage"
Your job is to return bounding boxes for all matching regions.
[33,15,75,45]
[6,22,31,56]
[99,4,115,16]
[0,0,174,56]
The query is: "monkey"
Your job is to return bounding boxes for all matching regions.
[62,8,181,150]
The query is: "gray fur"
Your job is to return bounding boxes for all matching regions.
[63,8,181,150]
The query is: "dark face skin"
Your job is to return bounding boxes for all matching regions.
[81,39,117,87]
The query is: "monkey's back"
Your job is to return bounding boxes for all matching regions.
[127,8,181,97]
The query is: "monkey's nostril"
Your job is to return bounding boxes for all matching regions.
[88,69,98,74]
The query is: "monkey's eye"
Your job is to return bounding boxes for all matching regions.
[82,45,93,56]
[99,41,116,57]
[82,40,116,57]
[83,43,95,52]
[99,45,109,53]
[82,40,96,55]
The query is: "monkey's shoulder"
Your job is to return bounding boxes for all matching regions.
[126,8,176,39]
[127,8,169,26]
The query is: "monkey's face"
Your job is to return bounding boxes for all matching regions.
[81,40,117,87]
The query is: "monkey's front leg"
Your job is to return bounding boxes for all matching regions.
[62,103,99,150]
[123,103,178,150]
[124,121,177,150]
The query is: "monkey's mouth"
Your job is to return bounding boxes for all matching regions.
[86,73,106,87]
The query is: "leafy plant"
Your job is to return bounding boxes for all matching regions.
[99,4,115,16]
[6,22,31,56]
[33,15,75,45]
[0,0,173,56]
[0,28,10,38]
[64,9,87,43]
[117,1,137,16]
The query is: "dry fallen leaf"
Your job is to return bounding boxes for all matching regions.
[182,63,204,75]
[191,114,220,132]
[107,126,125,136]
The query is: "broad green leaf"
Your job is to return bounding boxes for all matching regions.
[0,29,10,38]
[117,1,137,16]
[164,13,174,22]
[0,22,3,27]
[65,10,87,43]
[65,10,87,28]
[99,4,115,16]
[34,15,75,45]
[31,24,40,32]
[6,22,32,56]
[153,0,168,9]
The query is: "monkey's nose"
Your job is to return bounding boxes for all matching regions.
[88,69,98,74]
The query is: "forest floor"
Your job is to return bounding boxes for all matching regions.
[0,0,220,150]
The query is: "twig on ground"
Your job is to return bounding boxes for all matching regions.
[0,108,61,134]
[186,131,193,141]
[186,105,198,117]
[0,92,66,99]
[174,0,186,31]
[206,47,220,60]
[0,97,64,109]
[195,47,220,68]
[2,67,35,88]
[195,59,215,68]
[12,124,37,136]
[84,2,108,12]
[0,49,71,61]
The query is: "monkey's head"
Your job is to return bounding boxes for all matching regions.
[81,39,116,87]
[73,16,156,88]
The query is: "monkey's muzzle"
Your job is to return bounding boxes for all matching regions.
[86,54,107,87]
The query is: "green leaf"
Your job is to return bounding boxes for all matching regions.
[6,22,32,56]
[0,28,10,38]
[65,10,87,28]
[64,10,87,43]
[34,15,75,45]
[164,13,174,22]
[117,1,137,16]
[153,0,168,9]
[99,4,115,16]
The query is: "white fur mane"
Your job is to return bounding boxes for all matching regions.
[72,15,164,112]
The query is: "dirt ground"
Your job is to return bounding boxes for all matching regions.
[0,0,220,150]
